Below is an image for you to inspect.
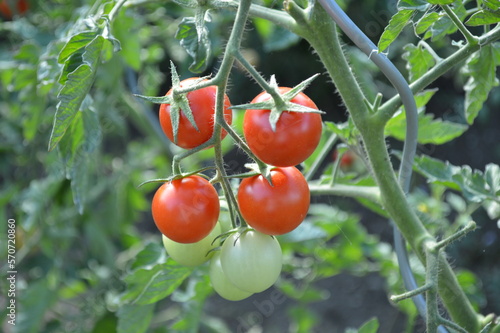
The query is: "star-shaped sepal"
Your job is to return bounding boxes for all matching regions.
[231,74,324,131]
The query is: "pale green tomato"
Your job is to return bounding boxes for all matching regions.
[162,222,221,266]
[220,229,282,293]
[209,252,253,301]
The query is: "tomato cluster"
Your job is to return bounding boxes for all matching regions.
[150,79,321,301]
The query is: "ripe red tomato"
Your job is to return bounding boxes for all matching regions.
[243,87,322,167]
[0,0,28,19]
[152,175,220,243]
[237,166,310,235]
[332,149,355,168]
[159,78,232,149]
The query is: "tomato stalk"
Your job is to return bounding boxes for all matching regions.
[210,0,253,229]
[284,0,481,331]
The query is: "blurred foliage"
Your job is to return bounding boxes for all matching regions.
[0,0,499,333]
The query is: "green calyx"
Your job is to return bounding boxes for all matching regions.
[231,74,324,131]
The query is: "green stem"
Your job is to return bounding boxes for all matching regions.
[285,1,369,121]
[309,184,380,203]
[425,243,440,333]
[378,24,500,123]
[441,4,478,45]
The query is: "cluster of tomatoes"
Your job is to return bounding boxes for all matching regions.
[151,78,321,300]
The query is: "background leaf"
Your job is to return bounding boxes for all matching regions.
[462,44,500,124]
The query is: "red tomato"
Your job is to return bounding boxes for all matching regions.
[0,0,28,19]
[243,87,322,167]
[237,166,310,235]
[152,175,220,243]
[159,78,232,149]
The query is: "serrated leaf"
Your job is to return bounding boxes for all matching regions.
[402,43,436,81]
[463,44,500,124]
[411,155,500,202]
[385,89,467,144]
[49,36,104,151]
[175,11,211,73]
[415,12,441,35]
[117,303,155,333]
[398,0,430,11]
[466,10,500,26]
[378,9,414,53]
[57,106,101,213]
[58,31,99,64]
[120,260,192,305]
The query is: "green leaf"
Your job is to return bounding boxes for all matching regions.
[357,317,380,333]
[483,0,500,11]
[411,155,500,202]
[426,0,454,4]
[398,0,430,11]
[402,43,436,82]
[130,242,167,271]
[386,112,467,144]
[15,279,57,333]
[58,31,99,64]
[175,9,211,73]
[462,44,500,124]
[170,274,213,332]
[415,12,440,35]
[466,10,500,26]
[117,303,155,333]
[49,36,104,151]
[378,9,414,53]
[120,260,192,305]
[57,106,101,213]
[385,89,468,144]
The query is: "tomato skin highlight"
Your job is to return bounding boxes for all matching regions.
[209,252,253,301]
[152,175,220,243]
[243,87,322,167]
[159,78,232,149]
[162,222,221,266]
[237,167,310,235]
[220,230,282,293]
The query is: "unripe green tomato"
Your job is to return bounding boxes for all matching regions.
[220,229,282,293]
[162,222,221,266]
[209,252,253,301]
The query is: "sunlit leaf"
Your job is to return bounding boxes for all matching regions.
[378,9,414,53]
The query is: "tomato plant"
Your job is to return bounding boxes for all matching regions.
[209,252,254,301]
[243,87,322,167]
[237,166,310,235]
[162,222,221,266]
[220,229,282,293]
[151,175,220,243]
[159,78,232,149]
